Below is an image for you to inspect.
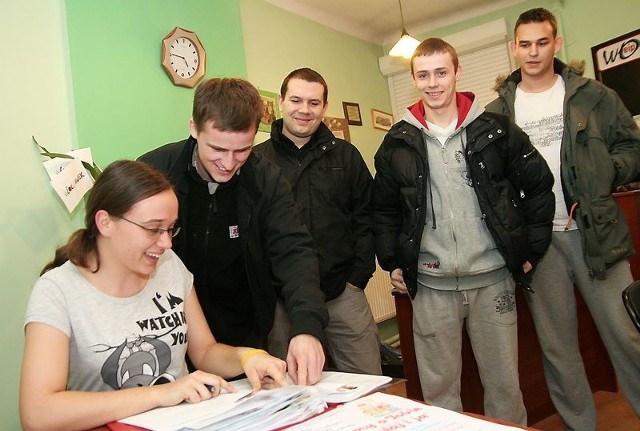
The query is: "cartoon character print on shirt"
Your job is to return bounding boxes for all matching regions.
[101,336,174,389]
[98,291,186,389]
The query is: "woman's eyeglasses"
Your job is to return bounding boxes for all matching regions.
[120,216,181,238]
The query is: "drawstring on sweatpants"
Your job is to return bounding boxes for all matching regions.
[460,290,469,306]
[564,202,578,231]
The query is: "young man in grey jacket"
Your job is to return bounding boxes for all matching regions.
[373,38,555,425]
[487,8,640,430]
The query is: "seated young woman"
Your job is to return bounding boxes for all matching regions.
[19,160,287,431]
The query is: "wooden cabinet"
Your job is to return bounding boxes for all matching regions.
[614,190,640,279]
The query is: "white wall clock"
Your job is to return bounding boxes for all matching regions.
[161,27,206,88]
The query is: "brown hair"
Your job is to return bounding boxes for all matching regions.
[514,8,558,38]
[280,68,328,103]
[41,160,174,275]
[191,78,263,133]
[411,38,459,75]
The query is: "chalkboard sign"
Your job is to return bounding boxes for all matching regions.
[591,29,640,116]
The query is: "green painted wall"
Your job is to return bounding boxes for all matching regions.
[65,0,247,167]
[2,0,639,428]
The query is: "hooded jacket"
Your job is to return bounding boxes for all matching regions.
[487,59,640,278]
[139,137,329,343]
[373,93,555,298]
[254,120,375,301]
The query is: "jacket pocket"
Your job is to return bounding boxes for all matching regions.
[589,199,632,264]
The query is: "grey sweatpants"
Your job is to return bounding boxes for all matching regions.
[411,276,527,426]
[527,229,640,431]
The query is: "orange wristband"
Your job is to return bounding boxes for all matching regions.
[240,348,268,368]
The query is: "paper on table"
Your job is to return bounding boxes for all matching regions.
[313,372,392,403]
[118,382,325,431]
[117,372,392,431]
[287,392,524,431]
[196,385,326,431]
[118,380,253,431]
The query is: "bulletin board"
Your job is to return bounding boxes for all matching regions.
[591,29,640,116]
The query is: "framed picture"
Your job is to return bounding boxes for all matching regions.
[591,28,640,116]
[342,101,362,126]
[258,89,281,133]
[323,116,351,142]
[371,109,394,131]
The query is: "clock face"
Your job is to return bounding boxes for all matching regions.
[162,27,206,87]
[169,37,200,79]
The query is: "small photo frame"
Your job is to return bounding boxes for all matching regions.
[323,116,351,142]
[342,101,362,126]
[371,109,393,131]
[258,89,281,133]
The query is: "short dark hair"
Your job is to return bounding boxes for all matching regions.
[280,68,328,104]
[411,38,459,76]
[192,78,263,133]
[41,160,174,274]
[514,8,558,38]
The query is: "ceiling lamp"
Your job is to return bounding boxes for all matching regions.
[389,0,420,58]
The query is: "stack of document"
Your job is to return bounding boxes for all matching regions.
[116,372,392,431]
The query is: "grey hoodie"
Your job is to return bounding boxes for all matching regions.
[403,93,508,290]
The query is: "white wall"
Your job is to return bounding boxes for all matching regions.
[0,0,80,427]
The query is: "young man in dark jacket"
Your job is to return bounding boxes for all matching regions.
[139,78,329,385]
[373,38,555,425]
[254,68,381,375]
[487,8,640,429]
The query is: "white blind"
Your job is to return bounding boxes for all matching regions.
[387,41,512,121]
[457,43,512,107]
[388,70,417,121]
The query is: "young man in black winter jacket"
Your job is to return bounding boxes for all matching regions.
[373,38,555,425]
[255,68,381,375]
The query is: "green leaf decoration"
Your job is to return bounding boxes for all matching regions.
[33,136,101,180]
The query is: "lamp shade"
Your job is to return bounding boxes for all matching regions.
[389,29,420,59]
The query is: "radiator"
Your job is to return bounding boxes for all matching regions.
[364,262,396,323]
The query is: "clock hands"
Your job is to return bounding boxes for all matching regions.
[170,53,189,67]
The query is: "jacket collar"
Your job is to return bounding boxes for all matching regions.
[269,118,336,150]
[406,92,477,130]
[499,58,589,98]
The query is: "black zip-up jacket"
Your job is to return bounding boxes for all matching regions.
[255,120,375,300]
[373,111,555,298]
[140,137,329,343]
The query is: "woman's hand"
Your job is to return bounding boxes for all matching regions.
[157,370,236,407]
[240,349,288,392]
